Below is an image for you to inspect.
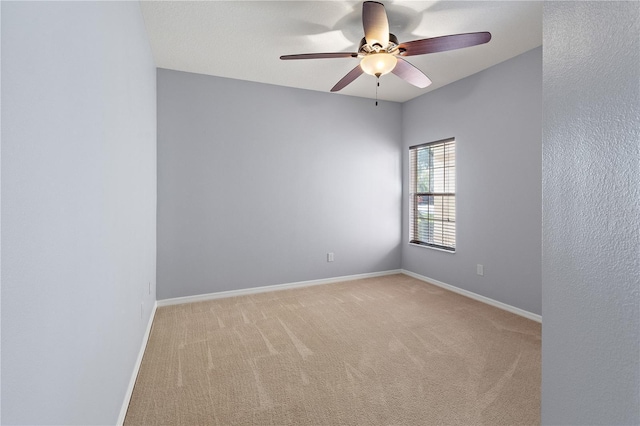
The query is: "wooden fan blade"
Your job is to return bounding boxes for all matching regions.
[392,58,432,88]
[398,32,491,56]
[280,52,358,60]
[363,1,389,49]
[331,65,364,92]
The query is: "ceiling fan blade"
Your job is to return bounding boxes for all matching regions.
[362,1,389,48]
[398,32,491,56]
[330,65,364,92]
[280,52,358,60]
[392,58,432,89]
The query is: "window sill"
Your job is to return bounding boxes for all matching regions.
[409,243,456,254]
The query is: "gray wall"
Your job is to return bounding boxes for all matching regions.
[1,2,156,424]
[542,2,639,424]
[157,70,402,300]
[401,47,543,315]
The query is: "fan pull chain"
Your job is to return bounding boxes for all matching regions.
[375,78,379,106]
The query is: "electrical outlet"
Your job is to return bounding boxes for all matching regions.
[327,252,334,262]
[477,264,484,276]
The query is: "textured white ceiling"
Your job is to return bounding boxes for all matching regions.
[140,1,542,103]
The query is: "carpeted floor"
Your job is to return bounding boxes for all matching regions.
[125,274,540,425]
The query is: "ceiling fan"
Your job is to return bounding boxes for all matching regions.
[280,1,491,93]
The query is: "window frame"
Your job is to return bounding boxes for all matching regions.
[409,137,456,253]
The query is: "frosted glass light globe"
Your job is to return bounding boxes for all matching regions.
[360,53,397,77]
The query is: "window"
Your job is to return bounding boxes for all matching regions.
[409,138,456,251]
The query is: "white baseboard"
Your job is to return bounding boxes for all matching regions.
[117,301,157,425]
[401,269,542,323]
[157,269,403,307]
[155,269,541,324]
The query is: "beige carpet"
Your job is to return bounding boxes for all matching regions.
[125,274,540,425]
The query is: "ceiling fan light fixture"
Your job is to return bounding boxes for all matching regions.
[360,53,397,77]
[280,1,492,93]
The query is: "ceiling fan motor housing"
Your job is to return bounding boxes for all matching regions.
[359,33,399,55]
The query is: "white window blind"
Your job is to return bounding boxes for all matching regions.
[409,138,456,251]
